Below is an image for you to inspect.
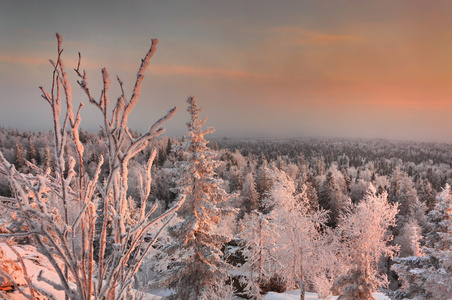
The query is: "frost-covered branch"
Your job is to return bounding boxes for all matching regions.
[0,33,179,300]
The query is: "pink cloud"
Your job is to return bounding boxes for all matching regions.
[271,27,363,46]
[150,64,273,80]
[0,55,47,66]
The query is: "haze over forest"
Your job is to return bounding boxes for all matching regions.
[2,1,452,142]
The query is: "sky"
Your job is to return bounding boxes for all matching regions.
[1,1,452,142]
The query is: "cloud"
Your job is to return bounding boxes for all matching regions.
[0,55,47,66]
[270,27,363,46]
[150,64,273,80]
[0,52,107,74]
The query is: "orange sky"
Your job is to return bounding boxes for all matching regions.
[1,1,452,142]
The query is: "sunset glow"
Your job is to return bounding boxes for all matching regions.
[1,1,452,142]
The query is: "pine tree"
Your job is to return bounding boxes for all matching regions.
[228,165,244,192]
[319,170,335,212]
[389,167,403,204]
[425,184,452,251]
[302,181,319,211]
[158,144,167,166]
[394,219,423,257]
[420,183,452,299]
[317,156,326,176]
[165,137,173,160]
[163,96,233,300]
[43,146,52,172]
[13,143,25,170]
[417,178,437,213]
[389,169,427,237]
[256,164,272,207]
[240,172,259,217]
[26,139,36,164]
[319,169,351,227]
[393,184,452,299]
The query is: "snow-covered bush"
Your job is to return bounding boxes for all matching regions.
[0,33,182,299]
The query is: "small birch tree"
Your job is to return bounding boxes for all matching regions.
[0,33,183,299]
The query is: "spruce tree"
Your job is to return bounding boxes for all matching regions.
[43,146,52,172]
[27,139,37,164]
[319,170,335,212]
[13,143,25,170]
[319,169,350,227]
[417,178,437,213]
[256,164,272,209]
[393,184,452,299]
[163,96,232,300]
[240,172,259,217]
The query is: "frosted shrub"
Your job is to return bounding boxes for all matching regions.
[0,33,183,299]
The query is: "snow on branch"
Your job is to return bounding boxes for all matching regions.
[0,33,180,300]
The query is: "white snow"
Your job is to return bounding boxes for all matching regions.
[144,289,390,300]
[0,242,68,299]
[262,291,389,300]
[0,245,391,300]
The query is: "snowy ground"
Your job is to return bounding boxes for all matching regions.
[0,242,68,299]
[146,289,390,300]
[259,290,389,300]
[0,243,389,300]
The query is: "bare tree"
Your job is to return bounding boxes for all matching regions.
[0,33,183,299]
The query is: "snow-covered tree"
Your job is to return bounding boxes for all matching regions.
[26,139,37,165]
[13,143,24,171]
[238,211,279,300]
[392,184,452,299]
[256,163,272,204]
[162,97,233,300]
[229,165,244,192]
[319,166,351,227]
[317,156,326,176]
[301,181,319,212]
[391,255,433,300]
[422,184,452,298]
[333,185,399,300]
[390,169,426,233]
[264,168,328,300]
[417,178,437,213]
[239,172,259,218]
[307,227,350,299]
[350,179,370,204]
[425,183,452,250]
[394,219,423,258]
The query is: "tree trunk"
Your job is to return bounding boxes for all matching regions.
[300,272,305,300]
[300,258,305,300]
